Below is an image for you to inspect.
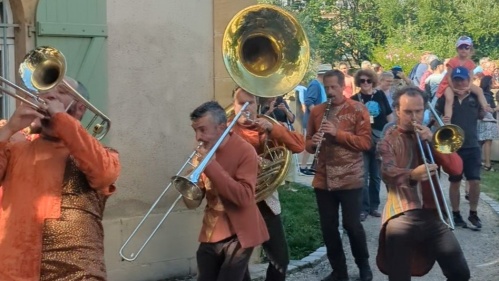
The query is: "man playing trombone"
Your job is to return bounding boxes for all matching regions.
[231,87,305,281]
[184,101,269,281]
[376,86,470,281]
[0,78,121,280]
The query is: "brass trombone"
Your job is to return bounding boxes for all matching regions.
[119,102,250,261]
[414,102,465,229]
[0,46,111,140]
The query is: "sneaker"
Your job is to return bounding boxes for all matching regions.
[359,263,373,281]
[321,271,349,281]
[360,211,368,222]
[299,167,315,176]
[453,213,468,228]
[468,214,482,230]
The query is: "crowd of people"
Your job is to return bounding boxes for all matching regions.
[288,35,498,280]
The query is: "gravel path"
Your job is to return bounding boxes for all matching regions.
[286,180,499,281]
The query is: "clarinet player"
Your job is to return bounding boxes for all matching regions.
[306,70,373,281]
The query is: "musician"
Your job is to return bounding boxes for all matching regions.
[184,101,269,281]
[306,70,373,281]
[435,66,485,230]
[0,78,121,280]
[376,86,470,281]
[230,86,304,281]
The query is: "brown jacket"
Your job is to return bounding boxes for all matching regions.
[202,133,269,248]
[305,99,371,190]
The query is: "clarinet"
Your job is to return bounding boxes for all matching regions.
[309,97,333,172]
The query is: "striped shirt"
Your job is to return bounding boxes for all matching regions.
[377,125,463,225]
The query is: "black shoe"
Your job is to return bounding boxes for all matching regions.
[359,263,373,281]
[453,212,468,228]
[465,192,469,201]
[299,167,315,176]
[321,271,349,281]
[360,211,368,222]
[468,214,482,230]
[369,210,382,217]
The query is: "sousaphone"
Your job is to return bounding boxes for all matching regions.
[225,105,292,202]
[222,4,309,201]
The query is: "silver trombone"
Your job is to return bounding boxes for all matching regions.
[413,102,465,230]
[0,46,111,140]
[119,102,250,262]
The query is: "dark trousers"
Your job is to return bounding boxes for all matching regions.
[196,236,253,281]
[258,201,290,281]
[315,188,370,273]
[362,148,381,213]
[385,209,470,281]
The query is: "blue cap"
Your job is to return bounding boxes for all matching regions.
[392,65,403,72]
[451,66,470,80]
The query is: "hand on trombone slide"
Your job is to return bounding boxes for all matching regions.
[410,163,438,182]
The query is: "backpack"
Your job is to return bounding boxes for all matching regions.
[408,63,420,82]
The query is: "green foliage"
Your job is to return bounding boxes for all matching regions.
[279,182,322,260]
[371,39,420,73]
[274,0,498,68]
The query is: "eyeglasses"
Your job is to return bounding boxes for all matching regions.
[457,45,471,50]
[360,79,372,84]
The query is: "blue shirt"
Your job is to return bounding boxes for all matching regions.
[295,85,307,105]
[304,79,326,114]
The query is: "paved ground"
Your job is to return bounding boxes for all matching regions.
[286,173,499,281]
[167,171,499,281]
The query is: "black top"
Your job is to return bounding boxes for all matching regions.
[485,90,497,119]
[260,100,294,125]
[351,89,393,132]
[435,93,483,149]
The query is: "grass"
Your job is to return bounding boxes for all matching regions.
[279,182,323,260]
[481,165,499,200]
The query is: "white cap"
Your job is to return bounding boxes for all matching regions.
[455,36,473,47]
[317,63,333,74]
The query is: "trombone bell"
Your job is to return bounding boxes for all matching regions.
[171,176,205,201]
[432,124,464,154]
[20,46,66,93]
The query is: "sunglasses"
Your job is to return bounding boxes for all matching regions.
[457,45,471,50]
[360,79,372,84]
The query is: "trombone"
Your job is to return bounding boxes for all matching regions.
[0,46,111,140]
[119,102,250,261]
[120,3,309,261]
[414,102,465,229]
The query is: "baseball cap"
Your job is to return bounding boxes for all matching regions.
[451,66,470,80]
[455,36,473,48]
[429,59,443,71]
[317,63,333,75]
[391,66,403,72]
